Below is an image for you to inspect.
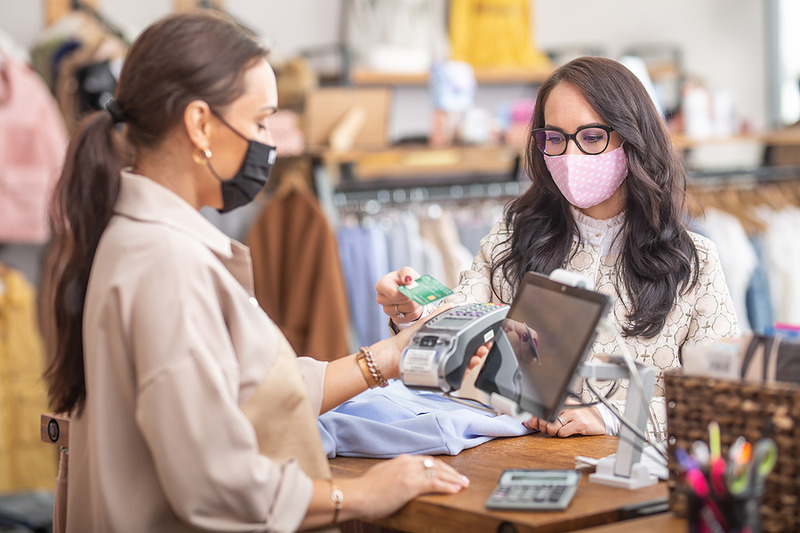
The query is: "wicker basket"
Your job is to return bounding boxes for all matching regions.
[665,372,800,532]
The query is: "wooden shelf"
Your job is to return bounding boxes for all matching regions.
[671,130,800,151]
[350,66,553,86]
[312,144,521,181]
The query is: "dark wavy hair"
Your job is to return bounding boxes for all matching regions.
[492,56,698,338]
[42,12,269,415]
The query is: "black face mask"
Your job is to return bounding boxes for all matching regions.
[207,111,277,213]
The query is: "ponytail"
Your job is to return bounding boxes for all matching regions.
[41,11,269,415]
[43,110,122,415]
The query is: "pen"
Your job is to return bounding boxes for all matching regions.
[675,447,726,532]
[691,440,710,470]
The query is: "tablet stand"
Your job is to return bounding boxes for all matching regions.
[577,357,659,489]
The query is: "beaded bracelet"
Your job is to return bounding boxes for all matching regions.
[357,346,389,388]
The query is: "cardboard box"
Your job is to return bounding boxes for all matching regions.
[303,87,391,151]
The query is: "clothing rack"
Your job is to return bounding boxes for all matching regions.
[688,164,800,187]
[330,165,800,212]
[333,180,527,215]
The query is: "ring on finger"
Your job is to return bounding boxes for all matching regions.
[557,416,565,426]
[395,305,406,320]
[423,457,435,478]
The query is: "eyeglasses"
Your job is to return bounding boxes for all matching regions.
[531,125,614,156]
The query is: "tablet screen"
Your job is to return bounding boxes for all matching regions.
[474,271,612,422]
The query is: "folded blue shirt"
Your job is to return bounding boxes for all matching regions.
[318,380,531,458]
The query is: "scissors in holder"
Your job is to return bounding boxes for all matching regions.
[727,438,777,498]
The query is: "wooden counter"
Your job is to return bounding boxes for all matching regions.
[332,434,670,533]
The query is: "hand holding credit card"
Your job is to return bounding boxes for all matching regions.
[398,274,453,306]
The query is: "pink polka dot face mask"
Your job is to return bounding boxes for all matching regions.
[544,146,628,209]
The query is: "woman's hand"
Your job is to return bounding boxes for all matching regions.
[465,319,539,372]
[375,267,424,325]
[467,342,492,371]
[339,455,469,521]
[522,400,605,437]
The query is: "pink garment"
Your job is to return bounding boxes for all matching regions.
[0,53,67,243]
[545,146,628,209]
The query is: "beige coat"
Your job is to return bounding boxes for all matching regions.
[68,171,330,532]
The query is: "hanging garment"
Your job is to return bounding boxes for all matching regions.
[0,264,57,493]
[30,11,127,130]
[337,221,390,347]
[247,183,351,360]
[758,206,800,324]
[746,235,774,334]
[418,211,474,289]
[696,207,758,332]
[0,52,67,243]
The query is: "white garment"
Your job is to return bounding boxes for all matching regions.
[696,207,756,332]
[758,206,800,324]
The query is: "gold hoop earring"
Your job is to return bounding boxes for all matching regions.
[192,147,212,165]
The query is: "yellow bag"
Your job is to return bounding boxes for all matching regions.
[449,0,550,68]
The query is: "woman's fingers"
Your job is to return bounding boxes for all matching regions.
[376,268,424,323]
[467,342,493,370]
[423,457,470,492]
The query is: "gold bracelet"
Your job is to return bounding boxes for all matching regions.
[356,351,378,388]
[329,478,343,524]
[358,346,389,387]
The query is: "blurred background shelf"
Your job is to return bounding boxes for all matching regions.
[350,66,553,86]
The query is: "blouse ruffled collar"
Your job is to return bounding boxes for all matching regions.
[570,206,625,256]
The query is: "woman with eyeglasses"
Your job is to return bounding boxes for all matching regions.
[41,12,469,533]
[376,56,738,440]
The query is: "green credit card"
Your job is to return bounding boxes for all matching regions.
[398,274,453,306]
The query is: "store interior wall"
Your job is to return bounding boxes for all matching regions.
[1,0,768,133]
[0,0,771,287]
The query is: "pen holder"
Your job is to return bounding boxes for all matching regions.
[682,476,764,533]
[665,372,799,533]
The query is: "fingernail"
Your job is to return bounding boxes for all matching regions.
[533,338,539,347]
[461,475,470,486]
[452,483,463,492]
[404,275,412,283]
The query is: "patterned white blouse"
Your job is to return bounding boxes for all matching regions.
[443,207,739,439]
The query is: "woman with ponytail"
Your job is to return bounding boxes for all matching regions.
[377,57,739,441]
[42,12,468,533]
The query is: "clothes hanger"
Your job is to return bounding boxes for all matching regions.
[274,166,310,199]
[778,179,800,207]
[719,184,766,234]
[756,181,790,211]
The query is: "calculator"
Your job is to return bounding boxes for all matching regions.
[486,469,581,511]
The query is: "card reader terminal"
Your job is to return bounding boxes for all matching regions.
[400,303,509,392]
